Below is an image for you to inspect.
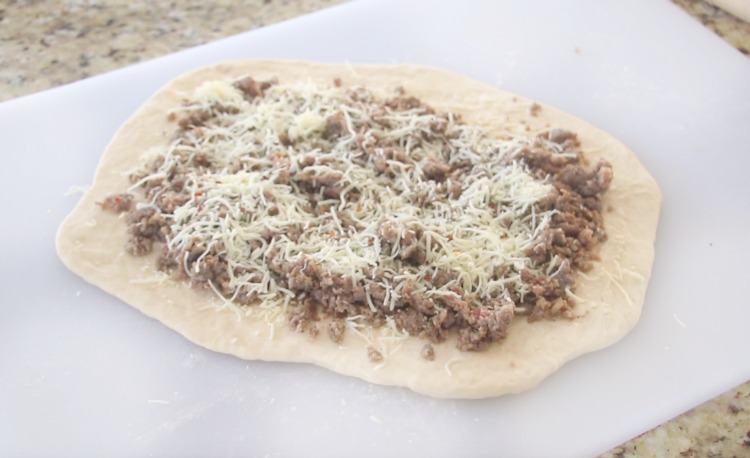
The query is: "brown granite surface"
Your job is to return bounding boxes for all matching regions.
[0,1,748,456]
[673,0,750,55]
[0,0,348,101]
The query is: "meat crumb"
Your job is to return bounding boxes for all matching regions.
[529,102,542,116]
[99,193,133,213]
[233,76,275,99]
[367,346,383,363]
[322,111,347,139]
[420,343,435,361]
[328,320,345,344]
[420,156,451,181]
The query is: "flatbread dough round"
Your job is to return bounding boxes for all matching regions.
[56,61,661,398]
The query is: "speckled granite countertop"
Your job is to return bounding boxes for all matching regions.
[1,1,748,456]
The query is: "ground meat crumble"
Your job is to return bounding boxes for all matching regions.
[100,75,613,358]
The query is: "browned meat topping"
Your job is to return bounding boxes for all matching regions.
[233,76,275,100]
[101,75,612,357]
[328,320,346,344]
[124,207,167,256]
[98,193,133,213]
[367,346,384,363]
[421,343,435,361]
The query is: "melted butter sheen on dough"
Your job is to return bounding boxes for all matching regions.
[56,61,661,399]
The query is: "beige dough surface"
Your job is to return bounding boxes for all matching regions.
[56,60,661,399]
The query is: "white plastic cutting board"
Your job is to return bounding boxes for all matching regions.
[1,0,749,456]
